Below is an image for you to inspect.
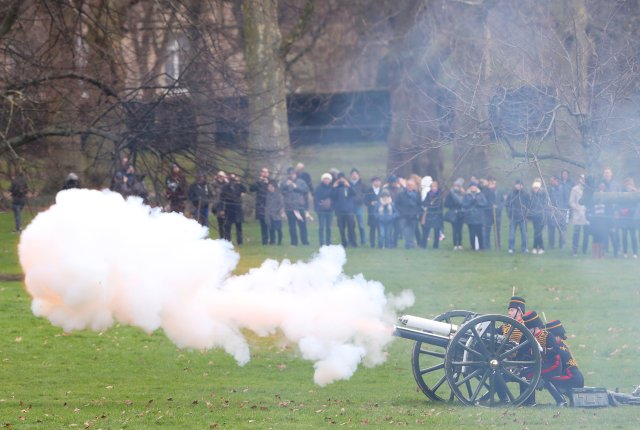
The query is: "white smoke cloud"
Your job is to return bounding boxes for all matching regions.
[18,189,414,386]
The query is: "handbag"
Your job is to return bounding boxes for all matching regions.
[444,209,456,223]
[319,198,331,211]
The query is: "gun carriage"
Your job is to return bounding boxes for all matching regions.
[394,311,542,407]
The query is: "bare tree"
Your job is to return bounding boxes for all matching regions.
[242,0,292,177]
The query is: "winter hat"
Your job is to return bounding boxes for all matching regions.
[523,310,544,329]
[545,320,567,340]
[387,175,398,184]
[453,177,464,187]
[321,173,333,181]
[532,180,542,189]
[508,296,526,313]
[67,172,79,181]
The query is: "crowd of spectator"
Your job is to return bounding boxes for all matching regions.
[234,164,640,258]
[6,158,638,259]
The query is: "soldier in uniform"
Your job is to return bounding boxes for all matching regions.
[522,310,564,405]
[501,296,526,343]
[545,320,584,397]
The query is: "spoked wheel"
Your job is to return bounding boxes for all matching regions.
[411,310,477,402]
[444,314,541,407]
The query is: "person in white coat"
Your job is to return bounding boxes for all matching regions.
[569,173,589,256]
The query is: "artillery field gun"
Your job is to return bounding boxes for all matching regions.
[394,310,640,407]
[394,311,543,407]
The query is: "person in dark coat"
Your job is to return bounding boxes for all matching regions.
[62,172,81,190]
[332,172,358,248]
[264,180,284,245]
[384,175,403,247]
[249,167,271,245]
[364,176,382,248]
[220,173,247,245]
[376,189,396,249]
[601,167,620,256]
[420,180,444,249]
[462,182,488,250]
[165,163,188,213]
[395,179,421,249]
[350,168,368,245]
[212,171,228,239]
[9,170,28,232]
[110,155,130,191]
[127,166,149,202]
[445,178,465,250]
[506,179,531,253]
[188,172,213,227]
[529,180,547,254]
[619,177,638,258]
[480,178,496,249]
[314,173,334,246]
[584,180,609,258]
[281,167,309,246]
[559,169,574,209]
[294,162,312,210]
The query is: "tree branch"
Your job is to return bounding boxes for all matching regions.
[6,73,120,99]
[499,136,585,168]
[1,125,120,155]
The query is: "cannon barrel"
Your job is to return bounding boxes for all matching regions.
[393,314,459,348]
[397,314,458,336]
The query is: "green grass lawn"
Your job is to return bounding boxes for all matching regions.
[1,205,640,429]
[1,142,639,429]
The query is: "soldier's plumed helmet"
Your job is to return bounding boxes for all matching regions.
[508,296,526,313]
[523,310,544,329]
[545,320,567,340]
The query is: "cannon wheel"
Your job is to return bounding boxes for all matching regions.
[444,314,541,407]
[411,310,477,402]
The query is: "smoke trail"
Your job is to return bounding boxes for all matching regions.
[18,189,414,386]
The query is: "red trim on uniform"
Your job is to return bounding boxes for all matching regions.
[552,366,575,382]
[541,353,561,375]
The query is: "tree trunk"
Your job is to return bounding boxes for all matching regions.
[242,0,292,178]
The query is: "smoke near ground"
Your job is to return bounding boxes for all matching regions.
[18,189,414,386]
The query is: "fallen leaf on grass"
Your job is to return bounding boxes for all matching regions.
[124,400,133,406]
